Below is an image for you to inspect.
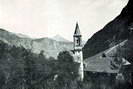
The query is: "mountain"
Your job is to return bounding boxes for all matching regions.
[52,35,70,42]
[15,33,30,38]
[0,28,33,48]
[32,38,73,58]
[83,0,133,62]
[0,28,73,58]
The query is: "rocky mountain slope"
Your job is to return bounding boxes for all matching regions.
[32,38,73,58]
[83,0,133,61]
[0,28,73,58]
[52,35,70,42]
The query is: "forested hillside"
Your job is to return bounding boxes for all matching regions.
[83,0,133,60]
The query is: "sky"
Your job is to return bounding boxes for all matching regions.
[0,0,128,41]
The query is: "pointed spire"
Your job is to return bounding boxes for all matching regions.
[74,22,81,36]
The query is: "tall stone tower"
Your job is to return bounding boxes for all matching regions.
[73,22,84,81]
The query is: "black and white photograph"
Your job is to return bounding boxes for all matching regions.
[0,0,133,89]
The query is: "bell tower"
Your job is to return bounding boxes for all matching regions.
[73,22,84,81]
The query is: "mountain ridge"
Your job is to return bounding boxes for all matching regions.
[52,34,71,42]
[0,28,73,58]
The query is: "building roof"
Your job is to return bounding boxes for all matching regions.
[74,22,81,36]
[84,52,119,73]
[84,40,132,73]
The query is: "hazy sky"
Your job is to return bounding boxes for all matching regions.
[0,0,128,41]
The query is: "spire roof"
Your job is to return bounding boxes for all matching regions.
[74,22,81,36]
